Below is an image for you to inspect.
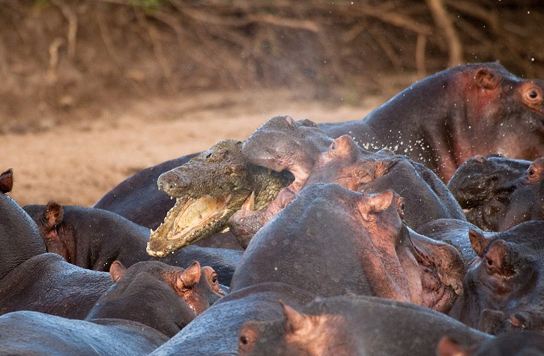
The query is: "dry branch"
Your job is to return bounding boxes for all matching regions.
[426,0,463,66]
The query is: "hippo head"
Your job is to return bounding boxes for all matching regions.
[229,135,394,244]
[305,135,392,190]
[89,260,224,336]
[461,221,544,333]
[356,190,464,312]
[437,331,544,356]
[448,155,531,231]
[25,202,75,264]
[499,158,544,230]
[455,63,544,162]
[148,139,289,256]
[242,116,332,190]
[239,302,354,356]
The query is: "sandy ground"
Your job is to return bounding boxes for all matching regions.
[4,89,385,207]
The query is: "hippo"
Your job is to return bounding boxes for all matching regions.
[438,331,544,356]
[232,129,465,246]
[448,155,544,231]
[320,63,544,181]
[239,295,489,356]
[149,282,316,356]
[148,139,290,256]
[88,260,224,334]
[500,157,544,230]
[417,218,487,264]
[0,260,223,354]
[449,221,544,334]
[0,253,112,319]
[24,203,242,285]
[232,183,465,313]
[94,155,196,229]
[241,116,332,191]
[93,63,544,237]
[0,169,46,280]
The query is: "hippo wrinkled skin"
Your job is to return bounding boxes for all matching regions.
[239,296,488,356]
[448,155,544,231]
[438,331,544,356]
[232,183,465,313]
[232,120,464,245]
[321,62,544,180]
[24,203,242,286]
[0,260,224,354]
[450,221,544,334]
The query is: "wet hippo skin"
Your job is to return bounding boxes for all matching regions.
[448,155,544,231]
[231,121,465,246]
[320,63,544,181]
[232,183,465,313]
[0,253,112,319]
[0,260,224,354]
[93,155,196,229]
[149,282,315,356]
[0,312,168,355]
[0,169,46,280]
[438,331,544,356]
[24,204,241,285]
[449,221,544,334]
[239,295,489,356]
[417,218,487,264]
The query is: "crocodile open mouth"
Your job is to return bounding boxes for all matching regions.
[147,194,235,257]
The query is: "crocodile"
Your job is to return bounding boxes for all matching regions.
[147,140,291,257]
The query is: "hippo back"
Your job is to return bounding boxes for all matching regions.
[0,311,167,355]
[0,192,45,280]
[0,253,112,319]
[150,283,315,356]
[94,155,195,229]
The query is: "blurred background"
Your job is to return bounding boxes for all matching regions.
[2,0,543,205]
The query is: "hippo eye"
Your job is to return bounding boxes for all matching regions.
[205,153,212,159]
[528,168,536,177]
[523,86,543,106]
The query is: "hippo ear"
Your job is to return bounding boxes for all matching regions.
[358,190,395,222]
[468,229,490,257]
[284,115,296,128]
[280,301,312,335]
[474,68,500,90]
[177,261,201,289]
[44,202,64,229]
[436,336,469,356]
[109,261,127,282]
[0,169,13,194]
